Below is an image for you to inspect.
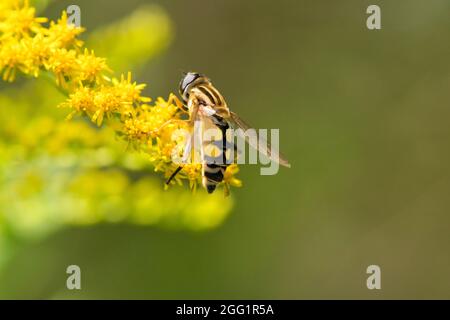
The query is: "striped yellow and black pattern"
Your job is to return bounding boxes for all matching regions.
[200,114,231,193]
[179,72,232,193]
[170,72,290,194]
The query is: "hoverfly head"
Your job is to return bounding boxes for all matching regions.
[179,72,209,101]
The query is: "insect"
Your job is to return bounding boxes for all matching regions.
[166,72,290,195]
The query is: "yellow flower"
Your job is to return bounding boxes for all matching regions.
[60,84,94,116]
[91,86,124,126]
[44,48,78,87]
[0,1,242,195]
[224,164,243,188]
[45,11,84,49]
[112,72,151,105]
[20,33,50,77]
[76,49,111,84]
[0,37,22,81]
[0,0,47,39]
[0,1,16,17]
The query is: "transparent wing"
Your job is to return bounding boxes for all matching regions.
[181,112,203,164]
[199,112,238,165]
[229,111,291,168]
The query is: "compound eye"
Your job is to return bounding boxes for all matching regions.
[179,73,200,93]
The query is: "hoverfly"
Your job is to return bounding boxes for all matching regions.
[166,72,290,194]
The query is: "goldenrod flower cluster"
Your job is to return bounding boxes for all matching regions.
[0,0,241,193]
[0,81,234,236]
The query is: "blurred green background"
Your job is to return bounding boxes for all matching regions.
[0,0,449,299]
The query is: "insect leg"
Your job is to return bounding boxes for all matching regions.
[187,97,200,127]
[168,93,188,113]
[166,166,183,185]
[150,119,185,135]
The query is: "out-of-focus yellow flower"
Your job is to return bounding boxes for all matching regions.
[224,164,243,188]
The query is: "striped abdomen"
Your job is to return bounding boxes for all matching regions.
[201,116,231,194]
[203,163,228,194]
